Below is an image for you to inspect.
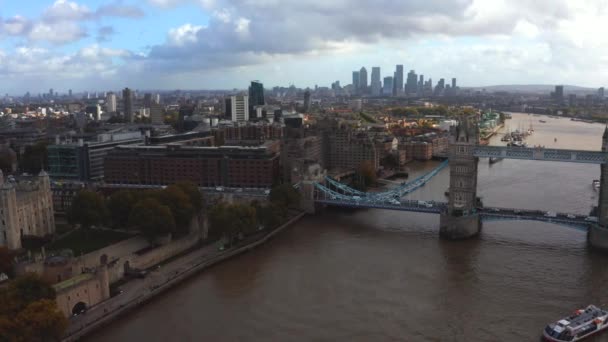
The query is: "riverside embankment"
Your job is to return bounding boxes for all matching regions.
[63,212,305,342]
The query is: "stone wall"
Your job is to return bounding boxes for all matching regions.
[55,267,110,317]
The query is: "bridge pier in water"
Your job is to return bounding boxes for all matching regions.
[588,127,608,250]
[440,116,481,240]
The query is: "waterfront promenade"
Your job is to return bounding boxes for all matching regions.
[63,212,305,341]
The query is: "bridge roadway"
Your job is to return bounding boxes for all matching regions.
[315,198,594,230]
[473,145,608,164]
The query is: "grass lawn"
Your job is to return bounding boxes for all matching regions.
[45,229,132,256]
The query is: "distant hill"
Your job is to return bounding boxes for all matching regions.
[468,84,596,94]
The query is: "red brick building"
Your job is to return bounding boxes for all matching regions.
[104,142,280,188]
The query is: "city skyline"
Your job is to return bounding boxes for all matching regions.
[1,1,608,93]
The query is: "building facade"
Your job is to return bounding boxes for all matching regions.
[48,132,144,181]
[106,92,117,113]
[0,171,55,249]
[371,67,381,96]
[104,142,281,188]
[122,88,133,122]
[230,95,250,122]
[324,129,379,172]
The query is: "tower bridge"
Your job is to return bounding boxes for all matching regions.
[300,116,608,250]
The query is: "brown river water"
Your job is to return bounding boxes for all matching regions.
[89,113,608,341]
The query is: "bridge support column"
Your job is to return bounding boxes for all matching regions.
[588,224,608,251]
[440,213,481,240]
[441,115,481,240]
[589,127,608,251]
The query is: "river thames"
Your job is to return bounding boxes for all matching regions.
[89,113,608,341]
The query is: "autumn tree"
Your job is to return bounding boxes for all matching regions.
[15,299,68,342]
[358,160,377,188]
[68,190,108,229]
[129,198,176,242]
[172,182,203,212]
[107,190,137,229]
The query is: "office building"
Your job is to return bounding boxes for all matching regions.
[554,85,564,102]
[150,103,164,125]
[394,65,404,96]
[154,93,161,104]
[359,67,368,94]
[383,77,394,95]
[452,78,457,89]
[143,93,153,108]
[371,67,382,96]
[435,78,446,95]
[303,90,311,112]
[122,88,134,122]
[0,171,55,249]
[406,70,418,94]
[418,75,424,94]
[106,92,117,113]
[249,81,265,108]
[599,87,605,98]
[104,142,281,188]
[230,95,250,122]
[352,71,360,93]
[47,132,144,181]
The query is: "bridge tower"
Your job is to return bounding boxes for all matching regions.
[440,115,482,239]
[588,127,608,250]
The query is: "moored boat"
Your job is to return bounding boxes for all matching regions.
[543,305,608,341]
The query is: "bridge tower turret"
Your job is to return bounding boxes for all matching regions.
[588,126,608,250]
[440,115,482,239]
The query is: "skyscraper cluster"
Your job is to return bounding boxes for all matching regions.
[350,65,458,97]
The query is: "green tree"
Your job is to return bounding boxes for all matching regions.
[269,184,301,209]
[107,191,137,229]
[153,187,194,236]
[0,247,15,278]
[14,299,68,342]
[129,198,176,241]
[231,203,257,236]
[19,142,48,174]
[208,203,257,244]
[256,203,284,229]
[173,182,203,212]
[68,190,108,229]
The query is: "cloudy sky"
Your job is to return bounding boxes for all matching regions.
[0,0,606,94]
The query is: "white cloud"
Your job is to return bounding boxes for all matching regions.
[43,0,93,22]
[168,24,203,46]
[28,21,87,44]
[0,1,145,45]
[2,16,31,36]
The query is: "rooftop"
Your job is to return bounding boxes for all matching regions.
[53,273,93,292]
